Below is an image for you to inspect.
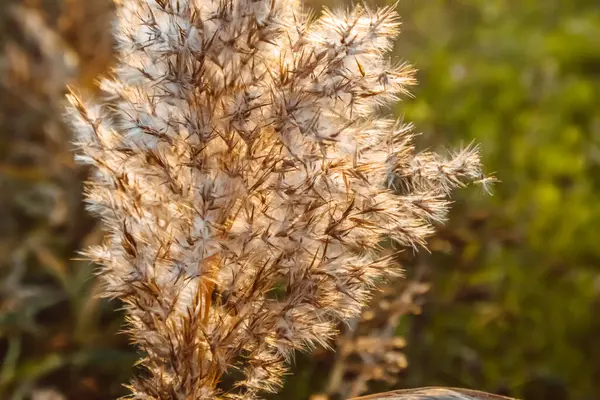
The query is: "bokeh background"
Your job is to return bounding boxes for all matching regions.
[1,0,599,399]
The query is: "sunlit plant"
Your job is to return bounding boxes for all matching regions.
[67,0,488,398]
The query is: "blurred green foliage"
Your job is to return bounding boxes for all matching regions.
[393,1,600,399]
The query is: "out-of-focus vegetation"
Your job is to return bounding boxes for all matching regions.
[0,1,135,399]
[393,1,600,399]
[0,0,599,399]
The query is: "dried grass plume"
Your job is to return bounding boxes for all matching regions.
[66,0,488,398]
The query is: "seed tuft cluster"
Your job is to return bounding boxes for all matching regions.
[67,0,486,398]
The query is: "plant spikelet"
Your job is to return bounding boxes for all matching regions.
[66,1,486,398]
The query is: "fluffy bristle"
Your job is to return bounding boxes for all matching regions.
[67,1,485,398]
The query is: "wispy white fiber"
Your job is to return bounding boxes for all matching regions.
[67,1,487,398]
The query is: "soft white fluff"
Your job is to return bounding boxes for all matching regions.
[67,1,485,398]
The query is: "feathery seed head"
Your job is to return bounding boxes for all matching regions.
[67,0,487,398]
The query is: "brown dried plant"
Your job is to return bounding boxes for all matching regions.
[324,278,430,399]
[66,0,488,398]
